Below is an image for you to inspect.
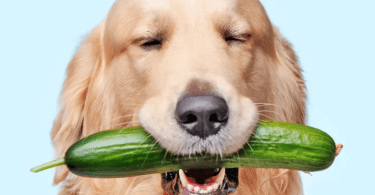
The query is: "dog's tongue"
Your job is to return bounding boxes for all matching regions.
[179,168,225,194]
[162,168,239,194]
[184,168,221,185]
[186,175,216,187]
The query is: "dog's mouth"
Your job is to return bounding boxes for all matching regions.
[162,167,238,195]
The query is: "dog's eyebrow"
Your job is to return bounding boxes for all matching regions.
[132,14,173,44]
[213,14,251,36]
[132,36,153,44]
[132,32,166,45]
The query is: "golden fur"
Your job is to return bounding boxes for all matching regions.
[51,0,306,194]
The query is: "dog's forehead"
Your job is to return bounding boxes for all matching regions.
[106,0,256,47]
[141,0,235,13]
[135,0,250,32]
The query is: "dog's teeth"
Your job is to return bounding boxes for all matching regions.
[212,183,219,191]
[187,184,194,191]
[206,186,213,192]
[181,168,225,194]
[179,169,188,187]
[215,167,225,185]
[194,186,200,193]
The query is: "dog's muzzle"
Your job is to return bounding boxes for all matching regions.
[162,95,239,194]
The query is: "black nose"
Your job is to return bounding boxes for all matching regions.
[175,95,229,139]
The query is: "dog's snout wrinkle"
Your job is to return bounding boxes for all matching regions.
[175,95,229,139]
[185,79,214,96]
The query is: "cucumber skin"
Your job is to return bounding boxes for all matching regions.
[65,120,336,177]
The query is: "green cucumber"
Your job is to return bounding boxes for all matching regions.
[30,120,339,177]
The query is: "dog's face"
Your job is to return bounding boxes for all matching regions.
[98,0,276,193]
[52,0,306,194]
[107,0,274,154]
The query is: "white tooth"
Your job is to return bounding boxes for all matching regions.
[213,183,219,190]
[206,186,213,192]
[199,190,208,194]
[179,169,188,187]
[194,186,200,193]
[187,184,194,191]
[215,167,226,185]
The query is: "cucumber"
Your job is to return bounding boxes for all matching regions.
[30,120,340,177]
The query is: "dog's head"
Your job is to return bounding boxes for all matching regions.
[51,0,306,194]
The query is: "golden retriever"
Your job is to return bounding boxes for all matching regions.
[51,0,306,194]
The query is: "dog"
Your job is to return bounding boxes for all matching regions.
[51,0,306,194]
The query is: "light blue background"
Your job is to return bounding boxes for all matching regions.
[1,0,374,194]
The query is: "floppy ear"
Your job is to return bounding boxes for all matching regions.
[50,21,106,185]
[239,0,307,125]
[269,27,307,125]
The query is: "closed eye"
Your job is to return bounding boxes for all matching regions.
[223,30,251,45]
[141,39,162,49]
[225,36,244,43]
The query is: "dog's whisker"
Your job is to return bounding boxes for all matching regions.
[110,114,139,121]
[131,134,154,159]
[218,147,223,160]
[114,121,141,131]
[161,149,169,166]
[176,142,184,157]
[78,120,140,139]
[110,120,141,129]
[141,138,162,169]
[249,124,266,144]
[222,126,243,163]
[244,140,259,163]
[96,114,139,130]
[254,102,281,106]
[254,103,285,110]
[258,110,283,118]
[257,113,276,120]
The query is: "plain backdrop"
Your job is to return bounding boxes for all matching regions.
[1,0,374,194]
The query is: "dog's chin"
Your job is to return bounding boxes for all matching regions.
[162,167,238,195]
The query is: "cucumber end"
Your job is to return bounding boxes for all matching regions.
[30,158,66,173]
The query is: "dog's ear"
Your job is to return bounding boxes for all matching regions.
[269,27,307,125]
[50,20,106,185]
[239,0,306,125]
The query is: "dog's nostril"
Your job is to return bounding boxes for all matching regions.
[209,113,219,122]
[179,113,198,124]
[209,112,228,122]
[175,95,229,139]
